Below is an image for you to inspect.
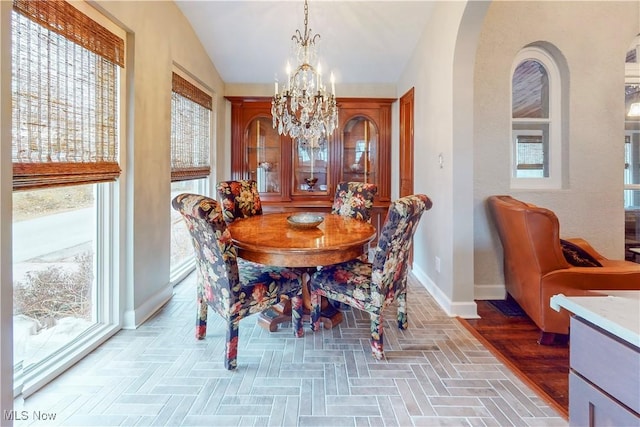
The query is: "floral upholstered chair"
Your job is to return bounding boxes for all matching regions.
[309,194,433,360]
[331,181,378,222]
[327,182,379,310]
[216,180,263,224]
[172,193,304,370]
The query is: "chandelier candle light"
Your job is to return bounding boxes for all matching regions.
[271,0,338,189]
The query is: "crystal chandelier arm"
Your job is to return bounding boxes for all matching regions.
[291,0,320,47]
[272,0,337,141]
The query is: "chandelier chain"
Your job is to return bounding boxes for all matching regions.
[303,0,308,36]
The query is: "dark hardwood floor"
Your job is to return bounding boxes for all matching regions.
[459,299,570,419]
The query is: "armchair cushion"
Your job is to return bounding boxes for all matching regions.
[560,239,603,267]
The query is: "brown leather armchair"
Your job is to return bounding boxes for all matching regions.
[487,195,640,344]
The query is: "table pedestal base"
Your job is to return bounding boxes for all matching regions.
[257,299,343,332]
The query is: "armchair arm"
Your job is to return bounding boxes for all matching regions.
[543,266,640,291]
[562,237,607,261]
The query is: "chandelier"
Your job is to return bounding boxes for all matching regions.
[271,0,338,142]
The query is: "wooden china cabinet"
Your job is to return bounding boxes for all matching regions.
[226,96,395,237]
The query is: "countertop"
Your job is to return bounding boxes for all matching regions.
[550,291,640,348]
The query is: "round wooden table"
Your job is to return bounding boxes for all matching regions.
[228,212,376,331]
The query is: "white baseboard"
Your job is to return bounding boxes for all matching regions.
[411,266,479,319]
[474,284,506,301]
[123,284,174,329]
[19,323,120,398]
[449,300,480,319]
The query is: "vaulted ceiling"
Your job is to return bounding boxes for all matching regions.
[175,1,436,85]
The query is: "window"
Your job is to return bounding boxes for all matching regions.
[170,71,212,282]
[511,47,561,189]
[625,130,640,208]
[171,178,206,281]
[11,0,124,396]
[624,35,640,260]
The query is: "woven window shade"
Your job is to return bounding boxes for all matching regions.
[171,72,211,182]
[516,135,544,171]
[12,0,124,191]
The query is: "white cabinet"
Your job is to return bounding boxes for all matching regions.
[550,293,640,427]
[569,317,639,426]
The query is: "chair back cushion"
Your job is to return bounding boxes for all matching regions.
[217,180,263,224]
[371,194,432,300]
[488,195,569,280]
[331,181,378,221]
[172,193,240,303]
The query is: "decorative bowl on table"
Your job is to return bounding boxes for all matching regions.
[287,212,324,229]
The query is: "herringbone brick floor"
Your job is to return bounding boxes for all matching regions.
[15,273,567,426]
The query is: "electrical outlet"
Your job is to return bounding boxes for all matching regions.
[435,256,441,273]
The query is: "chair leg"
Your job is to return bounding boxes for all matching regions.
[292,294,304,337]
[225,319,240,370]
[370,312,385,360]
[397,291,408,330]
[310,290,322,332]
[195,295,208,340]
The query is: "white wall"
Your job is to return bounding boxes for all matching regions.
[92,1,226,327]
[397,1,488,318]
[396,0,638,314]
[473,1,640,297]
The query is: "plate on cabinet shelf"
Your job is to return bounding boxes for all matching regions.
[287,213,324,229]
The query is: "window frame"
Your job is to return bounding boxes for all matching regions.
[169,68,214,283]
[512,129,546,178]
[510,46,562,189]
[12,0,125,398]
[625,38,640,200]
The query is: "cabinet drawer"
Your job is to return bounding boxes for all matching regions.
[570,317,640,413]
[569,372,639,427]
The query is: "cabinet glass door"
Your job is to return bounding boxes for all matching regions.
[342,117,378,185]
[246,117,281,194]
[293,136,329,194]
